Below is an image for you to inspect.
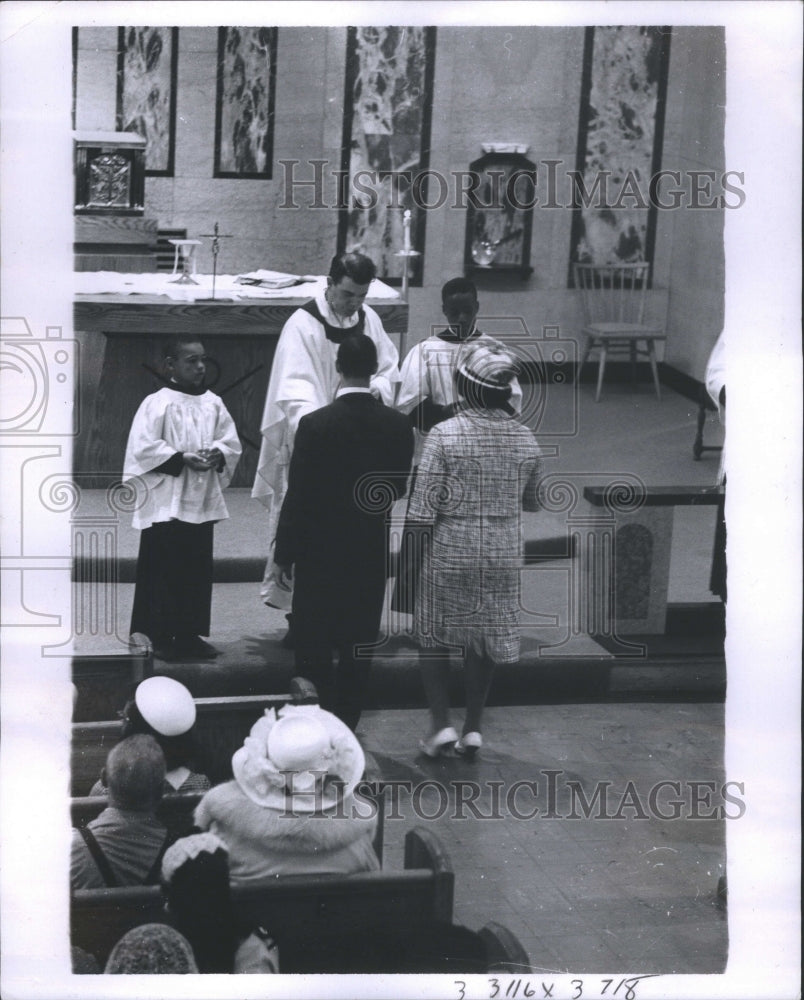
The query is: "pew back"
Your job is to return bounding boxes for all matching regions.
[72,827,453,972]
[72,690,317,796]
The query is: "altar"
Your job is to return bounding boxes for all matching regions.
[73,272,408,487]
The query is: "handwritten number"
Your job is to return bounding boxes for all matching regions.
[454,981,466,1000]
[571,981,583,999]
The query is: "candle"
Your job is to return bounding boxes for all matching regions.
[403,209,411,252]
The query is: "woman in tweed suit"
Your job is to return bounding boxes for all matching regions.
[408,342,543,759]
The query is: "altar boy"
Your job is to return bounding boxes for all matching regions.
[124,337,241,661]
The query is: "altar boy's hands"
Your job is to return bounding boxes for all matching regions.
[199,446,225,471]
[184,451,215,471]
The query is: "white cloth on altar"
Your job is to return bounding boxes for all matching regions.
[74,271,401,302]
[123,386,242,530]
[251,290,401,606]
[396,332,523,464]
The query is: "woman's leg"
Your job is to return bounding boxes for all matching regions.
[418,649,453,733]
[463,649,497,735]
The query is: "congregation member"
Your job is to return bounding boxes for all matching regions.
[161,832,280,973]
[409,342,543,759]
[89,677,210,797]
[124,336,241,662]
[392,277,523,612]
[273,333,413,729]
[104,924,199,975]
[192,705,379,885]
[71,735,172,890]
[252,252,401,622]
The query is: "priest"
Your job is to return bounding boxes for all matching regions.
[252,251,401,614]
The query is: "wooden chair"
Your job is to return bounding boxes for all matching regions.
[574,262,666,401]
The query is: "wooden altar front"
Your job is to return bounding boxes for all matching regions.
[73,293,408,488]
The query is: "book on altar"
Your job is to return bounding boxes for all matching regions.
[234,269,317,289]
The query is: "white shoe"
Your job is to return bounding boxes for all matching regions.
[419,727,458,758]
[454,732,482,759]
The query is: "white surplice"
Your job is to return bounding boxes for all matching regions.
[123,386,242,530]
[251,291,400,605]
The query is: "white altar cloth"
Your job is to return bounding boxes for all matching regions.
[73,271,401,302]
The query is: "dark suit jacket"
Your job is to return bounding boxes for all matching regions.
[275,391,414,641]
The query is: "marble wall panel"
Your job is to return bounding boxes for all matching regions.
[571,26,671,268]
[214,27,277,177]
[341,26,436,284]
[117,26,177,175]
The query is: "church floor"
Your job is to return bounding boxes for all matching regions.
[358,701,727,975]
[73,379,729,972]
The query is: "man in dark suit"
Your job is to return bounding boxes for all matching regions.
[274,333,414,730]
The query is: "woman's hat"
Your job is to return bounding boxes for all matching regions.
[456,341,518,390]
[134,676,196,737]
[231,704,365,813]
[105,923,198,974]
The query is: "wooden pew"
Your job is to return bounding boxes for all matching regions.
[71,793,203,841]
[71,633,153,723]
[71,681,319,796]
[72,826,460,972]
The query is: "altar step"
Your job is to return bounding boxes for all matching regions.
[73,574,725,709]
[70,489,578,584]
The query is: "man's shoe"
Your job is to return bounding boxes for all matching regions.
[152,638,178,662]
[419,727,458,758]
[454,732,482,760]
[173,636,219,659]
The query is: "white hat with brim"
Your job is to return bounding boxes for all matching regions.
[135,676,196,737]
[231,704,365,813]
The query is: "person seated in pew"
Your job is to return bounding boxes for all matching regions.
[161,832,280,974]
[160,828,489,974]
[71,735,173,890]
[104,924,198,975]
[191,704,379,886]
[89,677,211,797]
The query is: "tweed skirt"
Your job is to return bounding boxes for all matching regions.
[414,515,523,663]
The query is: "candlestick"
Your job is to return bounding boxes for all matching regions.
[200,222,234,301]
[403,209,412,252]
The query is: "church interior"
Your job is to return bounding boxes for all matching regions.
[43,19,741,980]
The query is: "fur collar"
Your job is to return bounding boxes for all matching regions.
[194,780,377,853]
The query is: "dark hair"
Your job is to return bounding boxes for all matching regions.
[454,368,513,412]
[163,842,236,973]
[441,277,478,303]
[329,251,377,286]
[121,698,198,772]
[105,734,166,811]
[163,336,204,361]
[337,332,378,379]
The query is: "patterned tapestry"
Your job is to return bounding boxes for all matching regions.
[339,26,436,285]
[117,26,177,175]
[215,27,277,177]
[570,26,670,270]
